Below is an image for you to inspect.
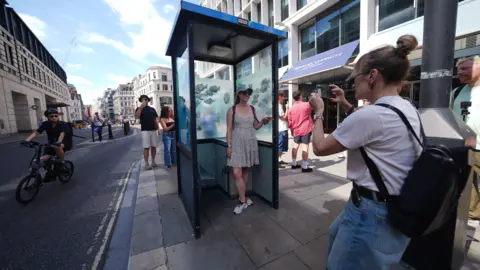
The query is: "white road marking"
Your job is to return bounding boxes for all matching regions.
[90,160,139,270]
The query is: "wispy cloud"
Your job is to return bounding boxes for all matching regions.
[67,74,93,85]
[163,4,175,14]
[75,44,95,54]
[18,13,47,40]
[51,48,61,52]
[107,73,133,85]
[67,63,82,69]
[84,0,173,63]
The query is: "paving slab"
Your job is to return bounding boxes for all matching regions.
[157,194,195,246]
[293,234,329,270]
[130,248,166,270]
[258,252,309,270]
[303,193,348,221]
[231,215,302,267]
[135,195,159,216]
[165,229,255,270]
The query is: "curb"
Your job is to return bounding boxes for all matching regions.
[101,159,141,270]
[127,159,167,270]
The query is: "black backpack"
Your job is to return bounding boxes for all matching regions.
[62,121,73,150]
[360,103,470,237]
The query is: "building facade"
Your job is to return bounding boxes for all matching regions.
[198,0,480,131]
[102,88,115,121]
[0,1,70,135]
[68,84,84,122]
[133,65,174,114]
[113,82,135,123]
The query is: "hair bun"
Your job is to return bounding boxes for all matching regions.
[395,35,418,57]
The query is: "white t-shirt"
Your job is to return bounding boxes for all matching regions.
[278,105,288,131]
[332,96,423,195]
[451,85,480,149]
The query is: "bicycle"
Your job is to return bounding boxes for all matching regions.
[15,141,75,204]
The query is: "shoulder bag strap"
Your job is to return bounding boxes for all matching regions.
[376,103,425,149]
[250,105,259,123]
[359,147,391,198]
[232,105,235,130]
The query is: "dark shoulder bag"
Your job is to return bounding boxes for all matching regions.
[359,103,469,237]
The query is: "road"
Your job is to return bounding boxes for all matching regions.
[0,126,141,269]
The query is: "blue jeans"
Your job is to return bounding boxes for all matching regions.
[327,195,410,270]
[162,132,176,167]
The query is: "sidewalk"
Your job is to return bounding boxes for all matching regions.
[126,142,480,270]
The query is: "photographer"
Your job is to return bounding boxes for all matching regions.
[451,55,480,224]
[309,35,421,268]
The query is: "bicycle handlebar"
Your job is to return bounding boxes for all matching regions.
[20,141,60,148]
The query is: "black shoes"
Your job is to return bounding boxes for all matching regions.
[291,164,312,172]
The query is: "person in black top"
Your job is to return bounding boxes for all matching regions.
[135,95,161,170]
[25,108,71,161]
[159,106,176,168]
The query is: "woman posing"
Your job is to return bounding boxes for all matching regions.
[226,88,272,215]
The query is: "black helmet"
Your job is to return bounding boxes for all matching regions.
[44,108,59,117]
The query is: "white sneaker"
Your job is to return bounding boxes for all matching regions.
[246,197,253,206]
[233,202,248,215]
[468,219,480,227]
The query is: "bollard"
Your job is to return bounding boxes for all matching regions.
[91,126,95,142]
[123,121,130,136]
[108,124,113,140]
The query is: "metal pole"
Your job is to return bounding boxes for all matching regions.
[402,1,474,269]
[418,0,458,109]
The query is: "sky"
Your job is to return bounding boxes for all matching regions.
[9,0,198,104]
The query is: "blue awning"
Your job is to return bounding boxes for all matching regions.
[280,40,359,82]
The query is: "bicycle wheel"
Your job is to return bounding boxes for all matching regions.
[58,161,74,183]
[15,174,41,204]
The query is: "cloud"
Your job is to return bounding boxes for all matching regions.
[67,63,82,69]
[163,4,175,14]
[67,74,93,85]
[51,48,61,52]
[107,73,133,85]
[85,0,173,63]
[75,44,95,54]
[18,13,47,40]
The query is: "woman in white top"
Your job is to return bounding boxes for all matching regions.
[308,35,422,269]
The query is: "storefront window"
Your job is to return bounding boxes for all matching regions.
[341,1,360,46]
[278,38,289,68]
[257,3,261,23]
[300,24,316,60]
[378,0,414,32]
[281,0,289,21]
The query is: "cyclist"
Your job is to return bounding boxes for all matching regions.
[23,108,72,163]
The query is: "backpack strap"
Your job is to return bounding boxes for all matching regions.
[359,147,390,198]
[453,85,465,101]
[376,103,425,149]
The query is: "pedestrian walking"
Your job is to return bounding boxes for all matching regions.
[92,112,104,142]
[278,91,289,165]
[288,90,313,172]
[309,35,420,269]
[226,87,272,215]
[135,95,161,170]
[159,106,176,169]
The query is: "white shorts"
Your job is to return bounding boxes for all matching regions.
[141,130,158,148]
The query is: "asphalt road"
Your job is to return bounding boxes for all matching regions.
[0,126,141,269]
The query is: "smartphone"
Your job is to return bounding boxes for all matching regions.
[316,84,332,98]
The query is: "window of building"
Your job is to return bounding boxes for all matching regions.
[247,12,251,21]
[297,0,308,11]
[377,0,415,32]
[236,58,253,79]
[161,72,167,81]
[281,0,289,21]
[299,0,360,60]
[257,3,261,23]
[153,72,156,79]
[23,57,28,74]
[160,96,173,105]
[300,24,316,60]
[278,38,289,68]
[163,84,168,90]
[268,0,274,27]
[157,84,160,90]
[148,73,151,80]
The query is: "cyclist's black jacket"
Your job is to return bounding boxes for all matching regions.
[36,121,72,150]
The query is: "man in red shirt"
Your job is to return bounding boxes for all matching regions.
[288,90,313,172]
